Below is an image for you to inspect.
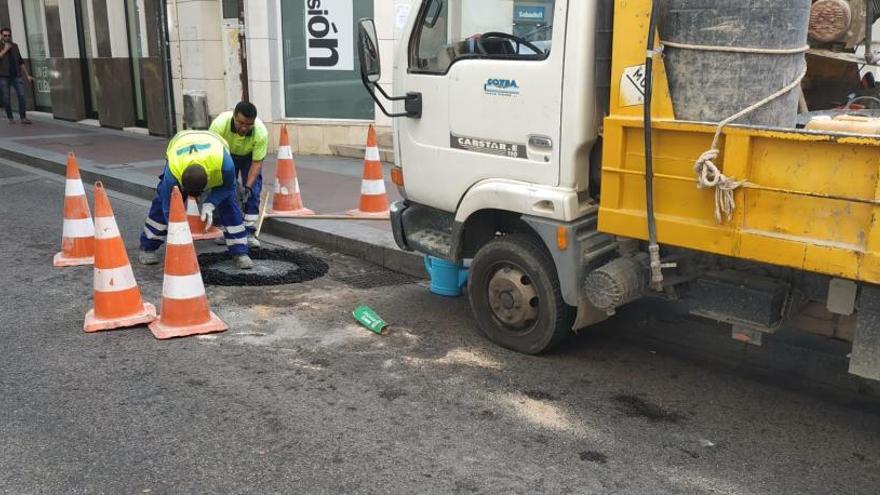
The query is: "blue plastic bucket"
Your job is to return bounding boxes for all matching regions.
[424,256,469,297]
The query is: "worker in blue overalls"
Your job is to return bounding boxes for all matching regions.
[138,130,254,269]
[209,101,269,248]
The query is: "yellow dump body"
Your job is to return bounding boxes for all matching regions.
[599,0,880,284]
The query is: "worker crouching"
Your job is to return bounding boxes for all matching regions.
[138,130,254,270]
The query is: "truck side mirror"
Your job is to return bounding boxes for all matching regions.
[356,18,422,119]
[358,19,381,84]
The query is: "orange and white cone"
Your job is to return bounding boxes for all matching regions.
[149,186,228,340]
[347,125,390,219]
[84,182,156,332]
[268,125,314,217]
[186,196,223,241]
[54,152,95,267]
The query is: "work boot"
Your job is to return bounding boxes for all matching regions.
[234,254,254,270]
[138,249,160,266]
[247,234,261,249]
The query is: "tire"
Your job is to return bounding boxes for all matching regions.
[468,233,575,354]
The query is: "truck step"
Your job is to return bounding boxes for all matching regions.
[407,229,453,259]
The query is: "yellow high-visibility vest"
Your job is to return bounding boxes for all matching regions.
[166,131,229,189]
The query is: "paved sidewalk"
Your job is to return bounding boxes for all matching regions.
[0,114,423,277]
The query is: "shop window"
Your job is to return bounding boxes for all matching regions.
[22,0,51,109]
[280,0,375,120]
[410,0,555,74]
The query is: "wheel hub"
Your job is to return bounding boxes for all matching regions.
[488,266,538,329]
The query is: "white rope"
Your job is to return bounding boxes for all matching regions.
[661,41,810,55]
[657,41,808,223]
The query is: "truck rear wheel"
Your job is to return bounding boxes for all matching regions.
[468,234,574,354]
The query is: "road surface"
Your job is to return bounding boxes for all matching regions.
[1,159,878,494]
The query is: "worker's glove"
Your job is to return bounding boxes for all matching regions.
[200,203,216,231]
[240,186,253,205]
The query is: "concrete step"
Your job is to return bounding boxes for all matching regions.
[376,130,394,149]
[329,143,395,163]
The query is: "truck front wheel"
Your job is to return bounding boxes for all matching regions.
[468,234,575,354]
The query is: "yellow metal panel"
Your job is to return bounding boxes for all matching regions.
[600,116,880,283]
[737,233,808,271]
[608,0,674,119]
[744,191,871,249]
[860,253,880,281]
[602,0,880,283]
[747,139,879,201]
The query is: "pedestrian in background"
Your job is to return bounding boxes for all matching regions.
[0,27,33,124]
[209,101,268,248]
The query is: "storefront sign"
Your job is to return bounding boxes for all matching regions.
[514,5,546,22]
[305,0,354,71]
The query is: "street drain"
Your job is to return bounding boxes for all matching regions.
[332,271,419,289]
[199,249,329,286]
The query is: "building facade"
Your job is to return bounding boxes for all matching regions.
[1,0,174,135]
[1,0,409,153]
[0,1,554,155]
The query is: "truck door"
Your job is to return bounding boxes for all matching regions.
[399,0,565,213]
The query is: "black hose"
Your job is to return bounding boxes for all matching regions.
[644,0,663,288]
[868,0,876,64]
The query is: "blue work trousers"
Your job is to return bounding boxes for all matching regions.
[140,174,248,256]
[231,154,262,233]
[0,77,26,120]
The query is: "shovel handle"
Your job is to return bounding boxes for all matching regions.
[255,188,271,238]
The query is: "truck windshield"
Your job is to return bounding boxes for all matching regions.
[411,0,556,73]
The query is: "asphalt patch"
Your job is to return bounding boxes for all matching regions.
[612,394,685,424]
[199,249,329,287]
[579,451,609,464]
[523,389,558,402]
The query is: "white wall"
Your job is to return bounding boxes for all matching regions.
[222,18,242,109]
[244,0,284,122]
[8,0,27,58]
[105,0,129,57]
[172,0,404,147]
[167,0,226,129]
[57,0,79,57]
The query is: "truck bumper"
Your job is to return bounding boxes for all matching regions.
[390,201,411,251]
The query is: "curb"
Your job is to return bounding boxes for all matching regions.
[329,143,395,163]
[0,147,156,199]
[0,146,426,279]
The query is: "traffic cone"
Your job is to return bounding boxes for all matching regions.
[347,125,390,219]
[54,152,95,267]
[84,182,156,332]
[268,125,314,217]
[149,186,228,340]
[186,196,223,241]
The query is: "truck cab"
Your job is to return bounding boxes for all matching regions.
[357,0,880,382]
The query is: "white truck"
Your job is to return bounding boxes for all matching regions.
[356,0,880,382]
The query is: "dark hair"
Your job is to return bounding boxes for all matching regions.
[234,101,258,119]
[181,165,208,195]
[0,28,10,35]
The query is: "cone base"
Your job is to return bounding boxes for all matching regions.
[54,252,94,267]
[268,207,315,217]
[346,208,390,219]
[192,228,224,241]
[148,311,228,340]
[84,303,157,333]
